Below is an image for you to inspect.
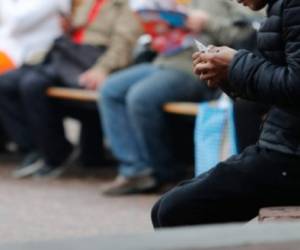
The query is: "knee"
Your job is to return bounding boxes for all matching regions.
[0,84,11,101]
[0,74,17,98]
[151,199,161,228]
[100,81,113,101]
[151,189,187,228]
[100,81,120,114]
[126,87,157,117]
[100,76,125,104]
[19,74,47,99]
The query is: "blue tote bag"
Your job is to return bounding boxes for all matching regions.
[194,95,238,176]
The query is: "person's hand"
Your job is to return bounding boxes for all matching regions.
[185,10,209,33]
[59,14,72,34]
[79,68,108,90]
[193,46,237,88]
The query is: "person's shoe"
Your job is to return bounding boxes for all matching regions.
[20,151,41,167]
[103,175,158,196]
[33,148,80,178]
[33,164,67,178]
[12,157,44,179]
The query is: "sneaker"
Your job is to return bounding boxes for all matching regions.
[33,164,67,178]
[33,147,80,178]
[20,151,41,167]
[12,158,44,179]
[103,175,158,196]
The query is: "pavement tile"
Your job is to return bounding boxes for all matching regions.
[0,156,159,243]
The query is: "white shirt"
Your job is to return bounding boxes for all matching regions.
[0,0,71,65]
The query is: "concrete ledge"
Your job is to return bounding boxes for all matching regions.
[3,222,300,250]
[259,207,300,222]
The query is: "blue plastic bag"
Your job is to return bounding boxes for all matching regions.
[194,95,238,176]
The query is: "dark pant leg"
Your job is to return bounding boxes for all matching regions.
[80,112,104,165]
[0,67,36,151]
[56,100,105,166]
[152,145,300,228]
[0,122,8,151]
[19,69,72,166]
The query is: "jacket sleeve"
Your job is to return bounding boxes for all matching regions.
[228,0,300,107]
[91,3,143,73]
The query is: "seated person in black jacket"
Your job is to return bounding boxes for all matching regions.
[152,0,300,228]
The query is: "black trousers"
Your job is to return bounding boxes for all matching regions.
[0,122,9,151]
[152,145,300,228]
[0,66,104,166]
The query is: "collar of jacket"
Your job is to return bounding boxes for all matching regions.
[268,0,279,5]
[266,0,279,12]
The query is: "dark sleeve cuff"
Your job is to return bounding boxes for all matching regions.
[227,49,250,98]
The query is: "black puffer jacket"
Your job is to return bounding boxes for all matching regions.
[228,0,300,155]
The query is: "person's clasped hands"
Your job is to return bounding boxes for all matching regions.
[78,68,108,90]
[193,46,237,88]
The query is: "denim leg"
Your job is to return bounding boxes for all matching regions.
[99,63,158,177]
[126,67,214,181]
[19,70,72,166]
[0,67,36,151]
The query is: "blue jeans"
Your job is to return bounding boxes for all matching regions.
[99,63,215,181]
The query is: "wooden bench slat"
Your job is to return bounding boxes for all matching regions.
[47,87,98,102]
[47,87,200,115]
[163,102,199,116]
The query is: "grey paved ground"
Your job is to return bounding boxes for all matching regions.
[3,221,300,249]
[0,154,159,244]
[1,155,300,250]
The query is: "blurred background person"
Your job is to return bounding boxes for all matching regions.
[99,0,257,196]
[0,0,143,178]
[0,0,71,152]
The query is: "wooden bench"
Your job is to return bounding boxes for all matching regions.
[46,87,199,116]
[47,87,98,102]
